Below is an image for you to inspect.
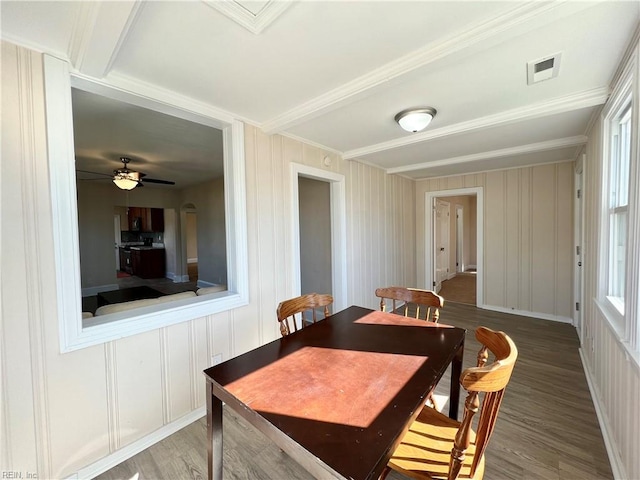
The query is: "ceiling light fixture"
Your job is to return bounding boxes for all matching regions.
[395,107,437,133]
[113,170,140,190]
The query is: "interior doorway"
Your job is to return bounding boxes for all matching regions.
[290,163,347,312]
[426,188,483,306]
[298,177,332,295]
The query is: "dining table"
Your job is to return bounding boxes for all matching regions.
[203,305,466,480]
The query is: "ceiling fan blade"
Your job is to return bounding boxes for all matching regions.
[141,178,175,185]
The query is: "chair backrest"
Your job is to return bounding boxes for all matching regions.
[375,286,444,322]
[451,326,518,479]
[276,293,333,337]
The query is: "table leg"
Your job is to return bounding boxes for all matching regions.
[207,380,223,480]
[448,341,464,420]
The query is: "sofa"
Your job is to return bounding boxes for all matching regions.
[93,291,197,316]
[82,285,228,319]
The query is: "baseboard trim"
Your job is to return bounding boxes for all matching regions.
[166,273,190,283]
[187,258,198,263]
[478,304,573,324]
[197,279,216,288]
[578,348,627,480]
[447,272,456,280]
[72,407,205,480]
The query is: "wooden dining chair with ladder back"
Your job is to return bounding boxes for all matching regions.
[380,326,518,480]
[375,286,444,322]
[376,286,445,409]
[277,293,334,337]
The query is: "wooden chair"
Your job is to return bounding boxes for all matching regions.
[375,286,444,322]
[277,293,333,337]
[380,327,518,480]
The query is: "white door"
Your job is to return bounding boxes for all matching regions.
[434,199,450,292]
[456,206,464,273]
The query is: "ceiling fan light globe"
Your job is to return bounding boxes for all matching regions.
[395,107,437,133]
[113,171,140,190]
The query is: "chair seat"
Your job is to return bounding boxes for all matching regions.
[387,406,485,480]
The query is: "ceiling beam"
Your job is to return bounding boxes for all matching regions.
[343,87,607,160]
[386,135,587,175]
[68,1,143,78]
[260,1,594,134]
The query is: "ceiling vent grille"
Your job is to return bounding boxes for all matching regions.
[527,53,562,85]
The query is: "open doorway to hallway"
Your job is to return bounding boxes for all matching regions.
[434,194,478,305]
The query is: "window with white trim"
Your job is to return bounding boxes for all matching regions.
[606,102,631,318]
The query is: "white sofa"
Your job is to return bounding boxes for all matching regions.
[94,291,197,316]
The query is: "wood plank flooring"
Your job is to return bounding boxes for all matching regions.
[96,303,612,480]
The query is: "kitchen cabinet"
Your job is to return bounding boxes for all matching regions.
[127,207,164,232]
[130,247,166,279]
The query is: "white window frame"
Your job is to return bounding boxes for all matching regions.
[598,50,640,355]
[44,55,249,353]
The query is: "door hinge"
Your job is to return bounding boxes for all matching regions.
[577,189,581,199]
[433,281,436,287]
[576,302,580,311]
[576,245,581,256]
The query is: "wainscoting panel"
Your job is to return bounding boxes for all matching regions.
[164,322,192,422]
[113,330,164,447]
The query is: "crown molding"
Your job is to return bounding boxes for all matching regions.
[261,1,570,134]
[412,158,575,182]
[203,0,293,34]
[343,88,607,161]
[386,135,587,175]
[73,70,241,127]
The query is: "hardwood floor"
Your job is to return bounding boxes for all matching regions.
[96,303,612,480]
[438,271,477,305]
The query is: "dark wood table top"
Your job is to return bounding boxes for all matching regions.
[204,305,466,480]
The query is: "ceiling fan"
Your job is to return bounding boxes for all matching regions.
[77,157,176,190]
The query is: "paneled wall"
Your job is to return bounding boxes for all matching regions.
[416,164,574,321]
[1,42,416,478]
[582,102,640,479]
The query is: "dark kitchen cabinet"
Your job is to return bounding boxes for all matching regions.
[149,208,164,232]
[127,207,164,232]
[130,248,166,279]
[119,247,133,274]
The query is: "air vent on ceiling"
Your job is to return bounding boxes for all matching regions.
[527,52,562,85]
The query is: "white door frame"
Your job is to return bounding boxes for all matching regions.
[291,163,347,312]
[574,154,585,340]
[434,198,451,292]
[425,187,483,305]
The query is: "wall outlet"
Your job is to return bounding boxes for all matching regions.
[211,353,223,366]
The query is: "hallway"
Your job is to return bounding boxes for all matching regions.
[438,272,476,305]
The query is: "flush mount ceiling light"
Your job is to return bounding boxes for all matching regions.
[394,107,437,133]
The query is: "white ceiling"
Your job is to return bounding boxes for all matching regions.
[2,1,639,181]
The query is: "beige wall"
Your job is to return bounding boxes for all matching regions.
[417,165,574,320]
[1,42,416,478]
